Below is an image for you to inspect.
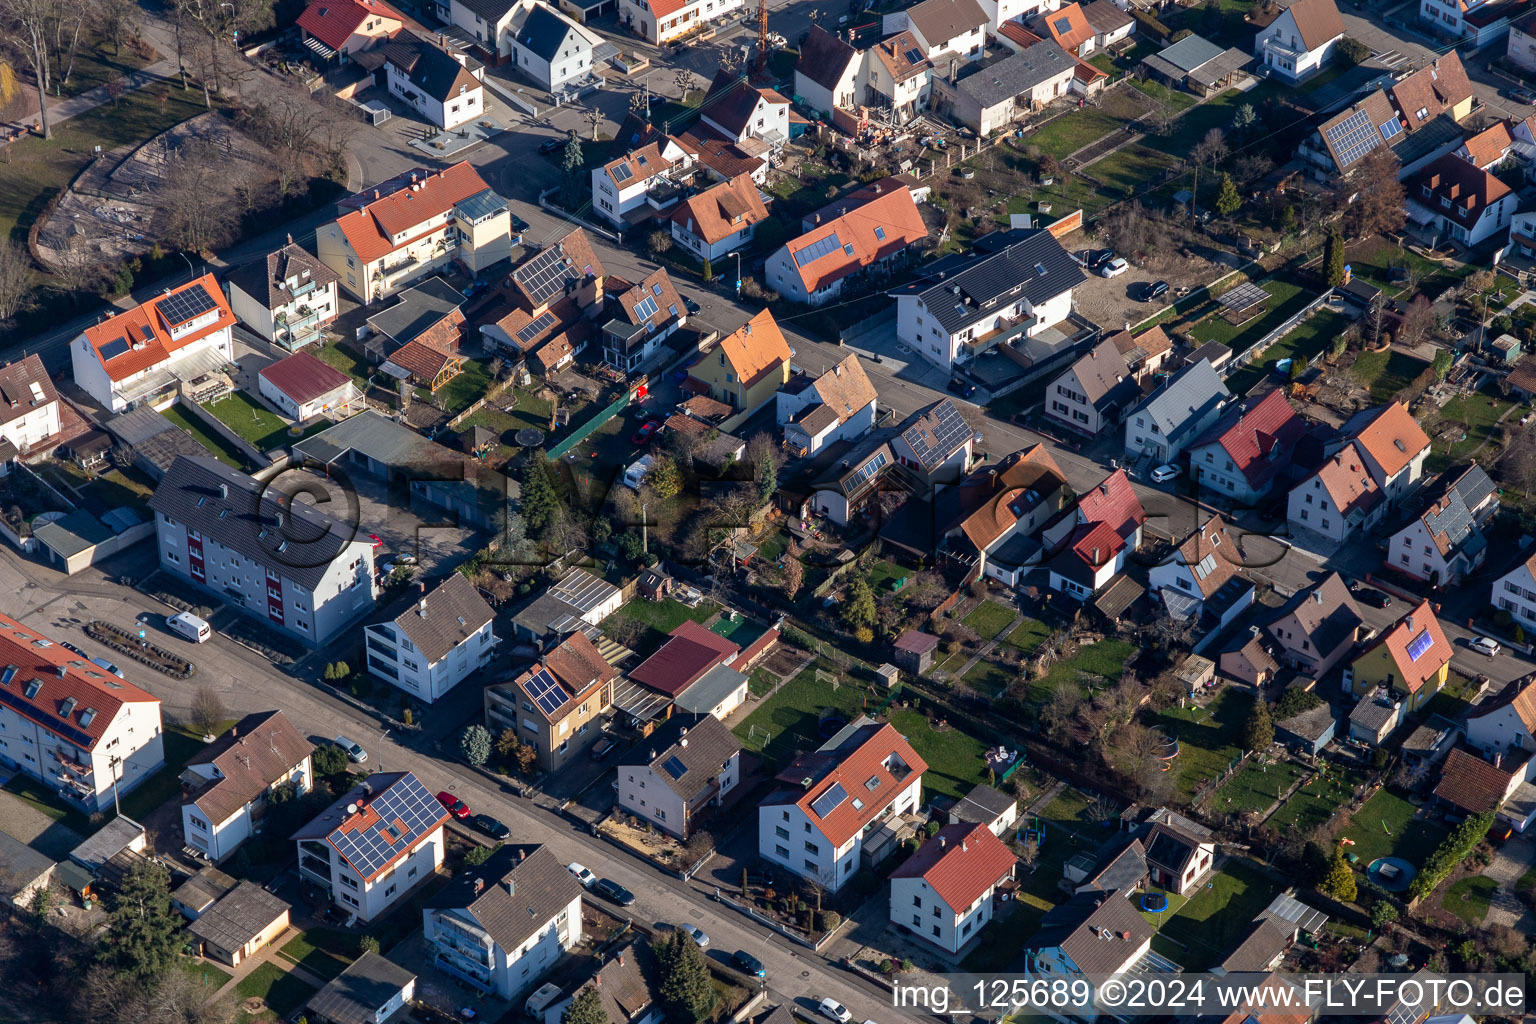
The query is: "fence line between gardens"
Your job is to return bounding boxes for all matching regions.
[176,397,276,469]
[536,186,623,242]
[546,385,638,460]
[446,372,517,431]
[1191,750,1251,811]
[1220,288,1338,383]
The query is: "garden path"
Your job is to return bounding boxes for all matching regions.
[943,610,1027,683]
[8,60,176,136]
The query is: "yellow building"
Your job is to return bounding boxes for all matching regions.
[687,308,792,415]
[1349,599,1451,711]
[483,632,620,771]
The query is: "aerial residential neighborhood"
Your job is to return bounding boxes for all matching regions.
[8,0,1536,1021]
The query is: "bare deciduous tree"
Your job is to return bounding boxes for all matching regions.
[92,0,137,55]
[174,0,274,103]
[0,238,33,323]
[1398,295,1436,347]
[155,139,236,251]
[189,685,224,736]
[0,0,80,138]
[1499,428,1536,496]
[1343,147,1406,238]
[1040,679,1080,742]
[239,86,330,197]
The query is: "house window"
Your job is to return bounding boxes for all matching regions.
[776,845,789,857]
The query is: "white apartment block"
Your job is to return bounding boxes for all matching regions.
[224,242,340,350]
[365,574,497,703]
[618,0,744,44]
[0,354,62,462]
[181,710,312,863]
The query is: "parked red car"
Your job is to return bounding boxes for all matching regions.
[632,419,662,445]
[436,791,470,820]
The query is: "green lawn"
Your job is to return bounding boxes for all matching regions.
[1156,860,1276,969]
[1028,108,1125,160]
[867,560,910,593]
[732,660,874,765]
[1152,689,1247,801]
[1225,310,1351,396]
[460,384,558,461]
[610,597,719,655]
[180,957,234,991]
[36,460,155,515]
[887,708,989,803]
[1004,172,1119,222]
[159,402,250,469]
[313,341,375,392]
[1341,788,1448,870]
[1128,77,1199,115]
[234,962,318,1020]
[962,658,1016,698]
[963,599,1017,640]
[748,666,777,698]
[1188,278,1314,355]
[1341,239,1473,300]
[1085,143,1181,197]
[1003,618,1051,653]
[203,391,289,450]
[1350,348,1427,404]
[1428,392,1516,472]
[1027,639,1137,717]
[755,531,789,562]
[1268,765,1365,832]
[120,723,232,822]
[277,929,354,981]
[1441,874,1496,925]
[1212,759,1305,815]
[427,358,495,416]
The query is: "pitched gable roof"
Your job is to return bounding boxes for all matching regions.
[81,273,234,383]
[716,309,792,390]
[761,719,928,847]
[795,354,878,432]
[0,354,57,430]
[427,844,582,952]
[602,142,672,190]
[292,771,449,884]
[611,268,684,331]
[1387,50,1472,130]
[1346,401,1431,478]
[796,25,859,90]
[1038,2,1095,52]
[701,71,782,139]
[1030,890,1153,974]
[1469,675,1536,735]
[1360,599,1451,694]
[1461,118,1515,167]
[226,241,340,311]
[380,32,480,102]
[385,573,493,664]
[619,712,741,802]
[514,3,588,61]
[1434,747,1516,813]
[871,31,933,83]
[258,351,352,406]
[1130,358,1230,442]
[1409,154,1511,229]
[0,613,157,751]
[780,186,927,295]
[298,0,404,50]
[1108,324,1172,364]
[627,620,739,697]
[953,444,1069,551]
[186,710,313,825]
[1063,337,1137,410]
[1171,514,1240,599]
[1315,90,1401,173]
[1077,467,1146,541]
[1268,571,1362,658]
[890,822,1015,912]
[671,174,769,245]
[509,227,604,311]
[1406,467,1487,562]
[333,162,495,264]
[906,0,987,46]
[1190,390,1307,490]
[1281,0,1345,49]
[1306,440,1384,519]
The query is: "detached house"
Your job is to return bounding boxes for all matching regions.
[902,0,988,62]
[684,309,792,415]
[940,444,1071,585]
[1491,552,1536,634]
[72,273,234,413]
[892,228,1085,370]
[507,3,611,92]
[1149,514,1252,624]
[891,397,976,488]
[1467,676,1536,756]
[297,0,404,59]
[1387,463,1496,585]
[182,710,312,863]
[616,713,741,839]
[865,32,935,121]
[1387,50,1475,127]
[225,241,340,350]
[617,0,744,44]
[592,136,693,229]
[758,717,927,891]
[379,32,486,130]
[777,354,878,457]
[293,771,449,922]
[1286,441,1385,545]
[317,163,510,303]
[889,822,1014,955]
[258,351,364,422]
[700,71,789,147]
[0,354,62,462]
[1349,600,1452,711]
[484,631,619,769]
[423,843,583,998]
[1340,401,1431,503]
[601,268,687,372]
[1026,890,1159,992]
[937,39,1076,134]
[1123,358,1231,466]
[669,174,768,262]
[1511,9,1536,74]
[1252,0,1344,83]
[1045,326,1171,437]
[1265,572,1364,676]
[766,184,927,305]
[1457,118,1517,170]
[1407,153,1516,247]
[1144,816,1216,896]
[795,26,861,117]
[364,574,497,703]
[1044,468,1146,600]
[1187,390,1308,505]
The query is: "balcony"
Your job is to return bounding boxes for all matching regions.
[962,313,1035,359]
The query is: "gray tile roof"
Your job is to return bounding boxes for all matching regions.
[951,783,1016,825]
[453,0,518,24]
[0,830,53,900]
[514,3,587,61]
[306,951,418,1024]
[225,242,339,311]
[1127,358,1230,445]
[619,712,741,802]
[796,25,859,91]
[0,354,57,430]
[148,456,364,591]
[1029,890,1153,974]
[899,229,1085,334]
[365,276,465,345]
[427,844,582,953]
[1151,33,1224,73]
[1218,917,1291,972]
[1277,702,1337,744]
[1077,838,1148,894]
[188,880,290,953]
[956,40,1073,107]
[384,573,494,664]
[382,32,481,102]
[673,662,748,715]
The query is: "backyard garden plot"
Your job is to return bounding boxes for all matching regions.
[963,599,1017,640]
[1425,393,1517,473]
[963,658,1017,697]
[1339,787,1448,870]
[1188,278,1313,356]
[1212,758,1306,816]
[887,707,990,803]
[1349,348,1428,404]
[1441,875,1496,926]
[1025,638,1138,717]
[1153,860,1275,970]
[1224,309,1352,397]
[235,962,318,1021]
[610,597,719,656]
[1267,764,1367,832]
[732,660,877,765]
[158,403,250,470]
[1151,689,1247,802]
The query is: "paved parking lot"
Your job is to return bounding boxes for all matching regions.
[1067,242,1235,331]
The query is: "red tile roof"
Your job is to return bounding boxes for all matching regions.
[671,174,769,246]
[627,620,740,697]
[544,632,618,697]
[333,162,493,264]
[1361,599,1451,695]
[766,721,928,847]
[1308,441,1383,519]
[715,309,792,392]
[1037,2,1095,53]
[298,0,405,51]
[1409,154,1512,230]
[1434,747,1516,813]
[81,273,233,383]
[890,822,1014,912]
[258,350,353,405]
[0,614,158,750]
[1388,51,1473,131]
[999,21,1044,48]
[1191,390,1307,489]
[1350,401,1431,478]
[781,186,927,295]
[1461,119,1515,168]
[1076,467,1146,541]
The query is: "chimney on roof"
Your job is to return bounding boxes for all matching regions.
[473,877,485,894]
[275,511,285,528]
[505,877,515,896]
[218,483,228,500]
[286,233,293,245]
[938,835,945,849]
[1092,547,1101,563]
[618,953,625,967]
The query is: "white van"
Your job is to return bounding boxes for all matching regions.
[166,611,211,644]
[525,982,563,1019]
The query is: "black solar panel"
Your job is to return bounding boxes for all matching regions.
[633,295,659,321]
[99,336,131,361]
[159,282,218,326]
[516,311,558,346]
[1324,107,1382,169]
[612,162,634,183]
[793,232,842,268]
[524,667,568,715]
[329,774,443,879]
[904,48,923,65]
[662,755,688,779]
[811,781,848,818]
[904,401,969,468]
[515,248,577,305]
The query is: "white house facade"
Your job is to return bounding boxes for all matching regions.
[1492,555,1536,634]
[889,823,1014,955]
[615,713,741,839]
[365,574,497,703]
[181,710,312,863]
[224,243,340,350]
[618,0,745,44]
[0,355,61,459]
[1253,0,1344,83]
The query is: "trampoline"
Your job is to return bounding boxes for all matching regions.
[818,715,849,739]
[1140,892,1169,913]
[1367,856,1415,893]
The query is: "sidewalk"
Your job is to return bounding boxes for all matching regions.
[10,60,175,133]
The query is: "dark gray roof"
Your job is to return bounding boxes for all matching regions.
[1078,838,1148,893]
[69,815,145,870]
[900,229,1085,334]
[1259,891,1329,935]
[148,457,364,591]
[225,242,339,311]
[1277,702,1337,743]
[951,783,1015,825]
[673,662,749,714]
[1150,33,1224,73]
[380,573,494,664]
[955,41,1073,108]
[1028,890,1154,974]
[1451,463,1496,514]
[188,881,290,951]
[1144,822,1204,875]
[382,32,480,102]
[514,4,585,61]
[173,864,238,913]
[619,712,742,802]
[453,0,518,24]
[0,831,53,899]
[1218,917,1291,973]
[365,276,465,345]
[427,844,582,953]
[306,952,418,1024]
[1128,359,1231,445]
[796,25,859,90]
[511,592,587,637]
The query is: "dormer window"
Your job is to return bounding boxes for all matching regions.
[1415,106,1428,120]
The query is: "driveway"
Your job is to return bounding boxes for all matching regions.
[1480,834,1535,930]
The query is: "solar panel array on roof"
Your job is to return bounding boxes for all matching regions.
[1324,107,1382,169]
[1406,628,1434,662]
[516,247,585,306]
[454,188,507,224]
[633,295,659,320]
[524,667,567,715]
[904,401,969,468]
[99,337,131,361]
[662,755,688,780]
[516,311,558,346]
[1379,117,1402,141]
[794,232,843,267]
[811,781,849,818]
[612,162,634,183]
[329,774,442,880]
[852,451,887,486]
[159,282,219,326]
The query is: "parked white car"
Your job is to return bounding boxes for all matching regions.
[1468,636,1502,657]
[1151,464,1181,483]
[818,999,852,1023]
[1099,257,1129,278]
[678,924,709,949]
[567,863,597,888]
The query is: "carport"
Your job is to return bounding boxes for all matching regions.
[1218,282,1270,326]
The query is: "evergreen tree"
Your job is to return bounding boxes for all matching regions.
[659,932,716,1023]
[460,724,492,766]
[1231,103,1257,133]
[1240,694,1274,751]
[1215,173,1241,217]
[1319,847,1357,902]
[1280,204,1299,236]
[313,743,349,778]
[1324,228,1346,288]
[559,137,586,210]
[98,859,182,980]
[755,451,777,502]
[841,578,878,634]
[521,457,560,538]
[563,987,610,1024]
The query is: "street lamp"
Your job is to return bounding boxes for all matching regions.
[179,251,194,282]
[725,251,742,299]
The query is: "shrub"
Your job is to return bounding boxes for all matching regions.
[1337,37,1371,66]
[1410,811,1496,900]
[1170,28,1193,41]
[1132,9,1172,39]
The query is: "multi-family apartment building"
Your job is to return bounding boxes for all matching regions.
[615,713,741,839]
[365,574,497,703]
[226,242,341,351]
[484,631,619,769]
[181,710,312,863]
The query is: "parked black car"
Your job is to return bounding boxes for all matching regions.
[538,134,571,154]
[593,878,636,906]
[1142,280,1170,301]
[947,377,977,399]
[470,814,511,840]
[1086,247,1114,268]
[1352,586,1391,609]
[733,951,766,978]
